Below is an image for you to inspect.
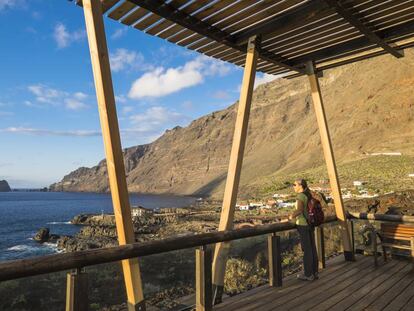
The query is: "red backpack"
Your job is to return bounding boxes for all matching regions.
[306,193,324,226]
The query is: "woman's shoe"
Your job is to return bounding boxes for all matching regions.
[297,273,315,281]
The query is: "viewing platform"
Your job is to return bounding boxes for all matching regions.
[214,255,414,311]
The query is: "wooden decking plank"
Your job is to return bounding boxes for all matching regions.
[293,260,399,311]
[256,257,375,311]
[382,273,414,311]
[275,258,389,311]
[215,255,353,310]
[326,261,409,311]
[400,292,414,311]
[218,256,371,311]
[365,268,414,311]
[342,261,412,311]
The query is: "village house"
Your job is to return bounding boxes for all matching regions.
[131,206,153,217]
[353,180,367,187]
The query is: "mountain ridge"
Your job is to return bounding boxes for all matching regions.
[50,50,414,198]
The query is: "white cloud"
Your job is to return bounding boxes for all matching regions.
[0,0,25,11]
[254,73,277,88]
[181,101,193,110]
[111,28,127,40]
[254,73,285,88]
[121,106,134,114]
[127,106,190,137]
[28,85,64,104]
[0,111,13,117]
[1,127,101,137]
[27,84,89,110]
[73,92,88,100]
[110,48,146,73]
[53,23,85,49]
[212,90,230,100]
[115,95,128,103]
[64,98,88,110]
[128,55,231,99]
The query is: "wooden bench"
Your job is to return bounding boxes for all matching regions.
[379,223,414,262]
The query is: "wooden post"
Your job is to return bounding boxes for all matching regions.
[306,61,354,262]
[212,35,259,304]
[268,233,282,287]
[196,246,213,311]
[410,237,414,266]
[66,268,88,311]
[82,1,145,310]
[350,220,355,254]
[315,227,326,269]
[372,229,378,266]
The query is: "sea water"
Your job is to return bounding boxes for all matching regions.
[0,192,196,261]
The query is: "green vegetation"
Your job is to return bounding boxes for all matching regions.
[261,155,414,196]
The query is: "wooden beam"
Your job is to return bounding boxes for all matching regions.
[288,20,414,68]
[322,0,403,58]
[306,61,353,261]
[212,35,259,304]
[233,0,329,44]
[82,1,145,310]
[127,0,304,74]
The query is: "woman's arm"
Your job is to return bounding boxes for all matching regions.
[289,199,304,220]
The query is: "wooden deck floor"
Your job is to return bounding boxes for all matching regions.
[214,255,414,311]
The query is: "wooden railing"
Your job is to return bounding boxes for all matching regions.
[5,213,414,311]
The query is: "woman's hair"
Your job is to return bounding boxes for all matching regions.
[295,178,308,189]
[295,178,312,198]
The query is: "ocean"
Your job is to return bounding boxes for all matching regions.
[0,192,197,261]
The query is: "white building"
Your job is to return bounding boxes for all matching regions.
[353,181,366,187]
[131,206,153,217]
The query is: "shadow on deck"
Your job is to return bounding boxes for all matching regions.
[213,255,414,311]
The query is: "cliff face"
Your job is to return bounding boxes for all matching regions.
[0,180,11,192]
[50,50,414,197]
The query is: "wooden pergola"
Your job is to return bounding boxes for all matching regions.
[76,0,414,310]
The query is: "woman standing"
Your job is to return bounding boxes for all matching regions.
[288,178,318,281]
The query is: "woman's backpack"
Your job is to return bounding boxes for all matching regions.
[306,192,325,226]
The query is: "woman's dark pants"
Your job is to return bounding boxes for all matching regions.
[297,225,318,277]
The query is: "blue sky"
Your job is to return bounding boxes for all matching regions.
[0,0,275,188]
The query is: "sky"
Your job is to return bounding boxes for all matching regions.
[0,0,277,188]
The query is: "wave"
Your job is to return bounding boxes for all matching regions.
[7,244,39,252]
[7,242,59,253]
[46,221,71,225]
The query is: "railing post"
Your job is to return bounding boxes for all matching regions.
[315,227,326,269]
[371,229,378,267]
[196,245,212,311]
[410,237,414,265]
[66,268,88,311]
[268,233,282,287]
[350,220,355,254]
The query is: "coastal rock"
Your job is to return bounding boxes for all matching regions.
[0,180,11,192]
[34,228,61,243]
[33,228,50,243]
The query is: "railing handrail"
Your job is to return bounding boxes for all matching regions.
[0,215,338,281]
[348,212,414,223]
